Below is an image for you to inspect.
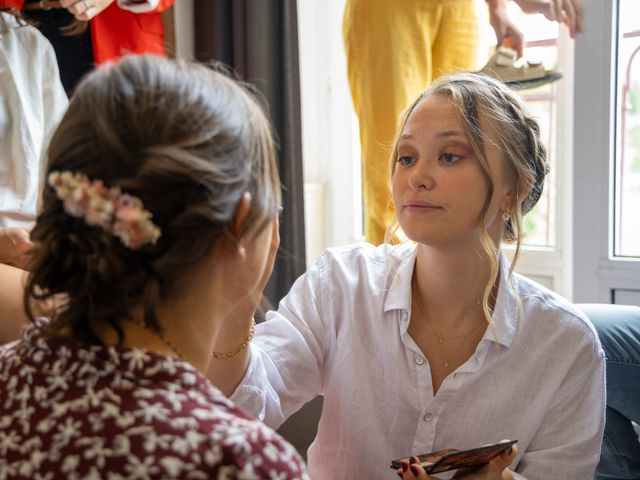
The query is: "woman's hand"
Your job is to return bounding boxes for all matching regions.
[487,0,525,57]
[59,0,116,21]
[397,443,518,480]
[514,0,583,38]
[396,456,434,480]
[0,227,33,271]
[454,443,518,479]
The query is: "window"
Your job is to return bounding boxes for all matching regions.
[506,4,560,248]
[573,0,640,304]
[614,0,640,258]
[498,4,574,294]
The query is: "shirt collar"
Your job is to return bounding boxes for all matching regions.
[383,245,520,348]
[488,251,520,347]
[383,243,417,313]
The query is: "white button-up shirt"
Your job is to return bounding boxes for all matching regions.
[232,243,605,479]
[0,13,68,228]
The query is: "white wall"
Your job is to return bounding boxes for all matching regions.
[174,0,194,59]
[297,0,363,265]
[172,0,353,266]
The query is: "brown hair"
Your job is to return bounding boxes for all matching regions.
[387,72,549,321]
[25,55,280,345]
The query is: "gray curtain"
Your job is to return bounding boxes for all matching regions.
[194,0,306,309]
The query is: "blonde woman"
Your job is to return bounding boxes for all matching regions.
[211,73,605,479]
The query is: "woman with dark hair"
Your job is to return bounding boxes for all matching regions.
[0,55,309,478]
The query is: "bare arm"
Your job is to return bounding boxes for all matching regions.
[514,0,584,38]
[0,227,33,271]
[486,0,526,57]
[207,217,280,397]
[0,263,30,343]
[59,0,116,21]
[206,301,256,397]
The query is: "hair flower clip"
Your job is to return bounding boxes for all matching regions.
[48,171,161,250]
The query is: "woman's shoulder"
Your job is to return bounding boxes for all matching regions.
[0,11,21,29]
[130,370,307,475]
[0,336,306,477]
[316,241,415,273]
[196,401,308,477]
[514,273,601,352]
[0,12,55,57]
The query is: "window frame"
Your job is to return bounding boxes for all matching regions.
[573,0,640,303]
[504,28,575,297]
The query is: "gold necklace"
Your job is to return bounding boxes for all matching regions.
[412,280,486,369]
[129,319,186,361]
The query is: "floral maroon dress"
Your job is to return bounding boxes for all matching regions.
[0,321,309,479]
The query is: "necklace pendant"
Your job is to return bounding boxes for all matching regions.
[443,361,449,368]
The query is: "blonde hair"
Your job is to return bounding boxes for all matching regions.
[386,73,549,321]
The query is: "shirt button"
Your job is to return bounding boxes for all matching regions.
[423,412,433,422]
[415,355,425,365]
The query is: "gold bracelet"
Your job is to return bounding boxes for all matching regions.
[211,318,256,359]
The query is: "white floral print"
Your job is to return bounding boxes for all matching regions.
[0,321,309,479]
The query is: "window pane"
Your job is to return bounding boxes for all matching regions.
[614,0,640,257]
[506,4,558,248]
[520,80,556,247]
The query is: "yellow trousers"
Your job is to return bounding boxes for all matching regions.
[343,0,483,244]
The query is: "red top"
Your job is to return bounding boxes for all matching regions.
[2,0,174,63]
[0,321,310,478]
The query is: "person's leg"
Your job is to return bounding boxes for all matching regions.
[431,0,484,81]
[583,304,640,480]
[598,408,640,479]
[0,263,29,344]
[343,0,437,244]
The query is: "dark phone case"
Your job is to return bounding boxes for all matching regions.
[390,439,517,474]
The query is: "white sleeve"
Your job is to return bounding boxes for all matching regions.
[230,255,333,430]
[514,337,606,479]
[116,0,160,13]
[39,37,68,204]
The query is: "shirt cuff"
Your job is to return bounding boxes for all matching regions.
[230,345,266,420]
[117,0,160,13]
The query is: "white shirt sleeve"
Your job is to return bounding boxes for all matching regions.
[227,244,605,479]
[230,256,332,430]
[514,334,606,479]
[116,0,160,13]
[39,41,68,205]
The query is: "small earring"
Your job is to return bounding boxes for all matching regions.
[227,231,247,260]
[502,209,511,221]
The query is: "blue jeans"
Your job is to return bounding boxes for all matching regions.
[582,304,640,480]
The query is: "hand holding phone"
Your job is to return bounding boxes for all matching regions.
[390,439,517,475]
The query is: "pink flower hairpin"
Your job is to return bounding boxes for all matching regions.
[48,171,161,250]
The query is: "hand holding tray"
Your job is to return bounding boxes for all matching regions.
[390,439,518,475]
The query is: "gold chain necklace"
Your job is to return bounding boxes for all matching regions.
[211,318,256,359]
[412,279,486,369]
[127,318,256,362]
[129,319,186,361]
